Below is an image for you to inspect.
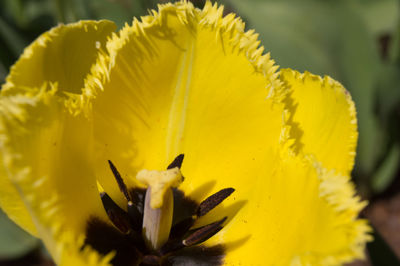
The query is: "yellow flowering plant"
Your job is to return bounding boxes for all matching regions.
[0,1,371,265]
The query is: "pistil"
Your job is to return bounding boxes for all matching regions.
[136,167,183,250]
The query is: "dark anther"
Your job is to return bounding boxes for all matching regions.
[108,160,131,202]
[100,192,131,234]
[197,188,235,217]
[159,239,185,256]
[183,217,227,247]
[129,188,145,216]
[127,188,146,231]
[127,201,142,232]
[169,217,195,240]
[167,154,185,169]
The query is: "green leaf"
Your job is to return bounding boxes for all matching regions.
[353,0,399,36]
[3,0,25,27]
[229,1,337,75]
[0,61,7,84]
[0,208,39,259]
[2,0,55,29]
[376,64,400,122]
[88,0,148,29]
[0,16,26,57]
[371,144,400,193]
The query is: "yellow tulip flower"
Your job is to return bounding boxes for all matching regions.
[0,1,371,265]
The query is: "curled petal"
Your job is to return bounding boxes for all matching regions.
[2,20,116,96]
[0,84,108,262]
[0,20,115,240]
[280,69,358,175]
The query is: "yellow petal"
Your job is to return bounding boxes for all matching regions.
[0,149,37,235]
[213,151,370,265]
[0,20,115,237]
[0,85,107,257]
[87,1,283,208]
[2,20,116,95]
[58,234,113,266]
[280,69,357,175]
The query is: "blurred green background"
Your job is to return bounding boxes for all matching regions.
[0,0,399,265]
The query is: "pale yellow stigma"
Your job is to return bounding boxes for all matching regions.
[136,167,183,209]
[137,167,183,250]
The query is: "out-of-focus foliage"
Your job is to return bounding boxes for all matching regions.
[0,209,38,259]
[0,0,399,264]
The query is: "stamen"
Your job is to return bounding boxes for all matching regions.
[127,188,146,232]
[129,188,145,215]
[159,239,185,256]
[197,188,235,217]
[100,192,131,234]
[183,217,227,247]
[127,201,142,232]
[169,217,195,240]
[108,160,132,203]
[167,154,185,169]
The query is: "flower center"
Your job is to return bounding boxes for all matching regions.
[84,155,234,266]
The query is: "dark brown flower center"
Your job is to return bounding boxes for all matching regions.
[84,155,234,266]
